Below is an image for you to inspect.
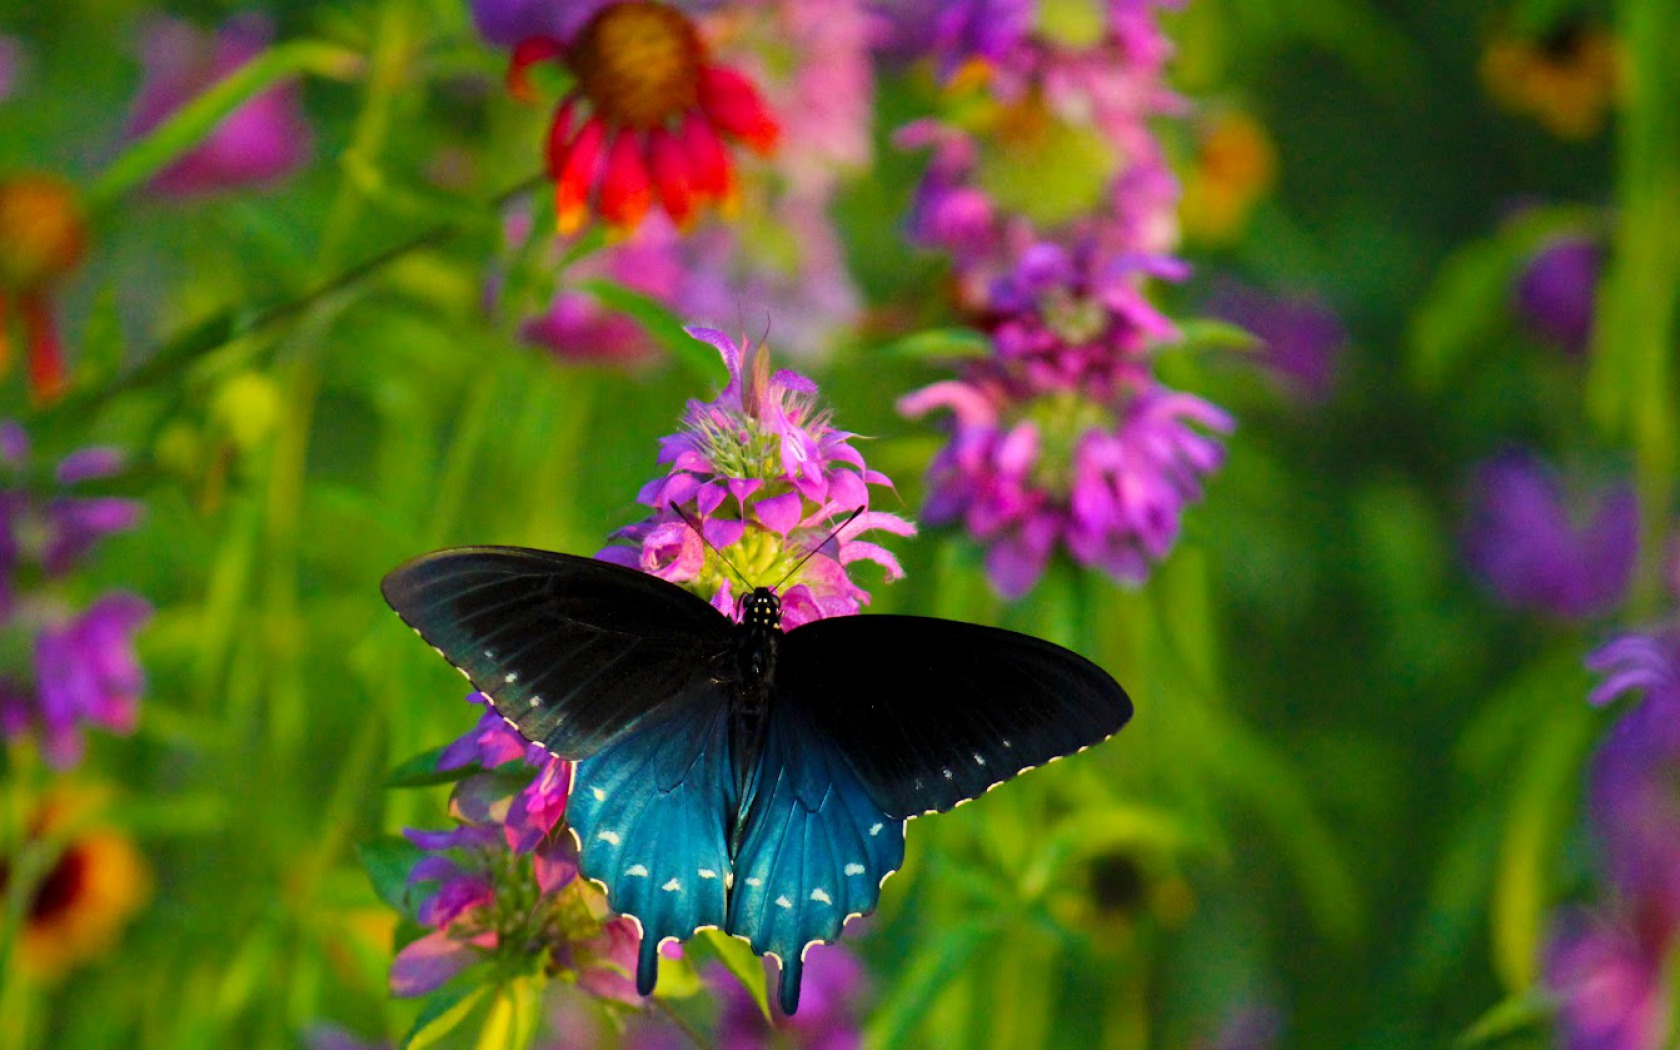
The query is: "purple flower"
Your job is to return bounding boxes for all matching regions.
[1462,452,1637,621]
[715,945,867,1049]
[902,240,1229,598]
[468,0,586,48]
[1204,278,1348,403]
[1515,234,1603,355]
[1587,634,1680,930]
[436,693,574,855]
[125,15,313,198]
[1544,909,1671,1050]
[599,327,912,623]
[0,422,149,768]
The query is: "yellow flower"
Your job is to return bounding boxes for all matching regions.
[1,789,151,981]
[1180,109,1276,246]
[1481,25,1621,140]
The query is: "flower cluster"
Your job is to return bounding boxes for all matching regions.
[903,241,1231,597]
[124,15,314,198]
[390,694,639,999]
[1514,233,1604,356]
[599,327,912,620]
[1204,278,1347,404]
[0,785,152,981]
[0,173,86,402]
[893,0,1233,597]
[498,0,871,367]
[1461,451,1637,622]
[0,423,149,769]
[485,0,779,235]
[1543,633,1680,1047]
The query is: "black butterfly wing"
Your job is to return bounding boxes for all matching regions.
[776,615,1133,818]
[380,547,733,759]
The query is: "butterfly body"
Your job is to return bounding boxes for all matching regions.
[382,547,1132,1013]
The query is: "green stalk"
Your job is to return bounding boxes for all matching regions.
[1587,0,1680,617]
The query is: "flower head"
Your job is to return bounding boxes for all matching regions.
[903,239,1229,598]
[1515,234,1603,355]
[0,422,149,768]
[1481,22,1621,140]
[502,1,779,234]
[1,787,151,981]
[1544,908,1671,1050]
[0,173,87,402]
[1461,452,1636,622]
[125,15,313,198]
[600,327,912,624]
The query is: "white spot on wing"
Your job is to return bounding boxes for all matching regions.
[775,895,793,909]
[844,863,865,876]
[869,823,883,836]
[810,888,832,904]
[626,864,649,877]
[528,696,541,708]
[662,878,682,892]
[942,768,954,780]
[974,752,987,766]
[591,787,606,802]
[504,672,518,683]
[698,868,718,880]
[746,877,763,887]
[596,830,621,846]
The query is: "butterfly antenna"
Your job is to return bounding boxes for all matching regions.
[773,507,865,590]
[669,503,754,590]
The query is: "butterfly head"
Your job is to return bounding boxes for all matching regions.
[739,587,782,630]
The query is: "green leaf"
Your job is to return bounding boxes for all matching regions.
[88,40,364,208]
[475,976,547,1050]
[385,746,480,789]
[865,921,998,1050]
[1454,990,1552,1048]
[358,835,424,914]
[579,279,729,387]
[405,984,492,1050]
[1163,319,1263,356]
[876,328,992,362]
[688,930,771,1020]
[1492,695,1598,991]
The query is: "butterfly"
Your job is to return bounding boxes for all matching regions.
[382,546,1131,1014]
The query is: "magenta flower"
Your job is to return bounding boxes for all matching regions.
[0,422,149,768]
[1205,278,1348,403]
[714,945,867,1049]
[1544,909,1671,1050]
[1462,452,1637,622]
[125,15,313,198]
[599,327,913,622]
[1515,234,1603,355]
[902,241,1230,598]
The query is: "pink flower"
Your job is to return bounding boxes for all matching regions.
[600,328,913,620]
[126,15,313,198]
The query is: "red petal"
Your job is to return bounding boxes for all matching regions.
[647,128,694,228]
[544,98,579,179]
[679,111,733,204]
[555,117,607,236]
[597,130,653,232]
[21,293,65,404]
[697,66,779,154]
[507,36,565,104]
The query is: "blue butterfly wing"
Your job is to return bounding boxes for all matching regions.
[725,699,906,1015]
[566,684,736,996]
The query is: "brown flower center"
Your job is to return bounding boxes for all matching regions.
[568,2,703,128]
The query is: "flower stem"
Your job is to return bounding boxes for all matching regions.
[1588,0,1680,617]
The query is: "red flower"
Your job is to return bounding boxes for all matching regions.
[0,173,86,404]
[506,1,779,235]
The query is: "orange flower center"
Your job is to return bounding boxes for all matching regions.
[0,174,87,292]
[569,2,703,128]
